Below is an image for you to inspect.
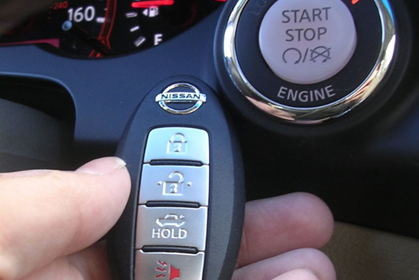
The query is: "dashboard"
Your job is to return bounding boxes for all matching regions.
[0,0,419,279]
[0,0,223,57]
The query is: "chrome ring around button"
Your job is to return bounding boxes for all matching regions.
[222,0,396,124]
[156,83,207,115]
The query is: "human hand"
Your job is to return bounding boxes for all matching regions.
[233,193,335,280]
[0,157,335,280]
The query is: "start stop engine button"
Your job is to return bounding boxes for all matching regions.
[259,0,357,85]
[220,0,395,123]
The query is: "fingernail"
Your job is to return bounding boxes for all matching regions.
[273,268,320,280]
[77,157,127,175]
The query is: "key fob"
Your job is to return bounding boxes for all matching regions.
[108,76,245,280]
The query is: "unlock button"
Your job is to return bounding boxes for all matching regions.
[139,164,209,206]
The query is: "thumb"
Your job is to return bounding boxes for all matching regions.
[0,157,131,280]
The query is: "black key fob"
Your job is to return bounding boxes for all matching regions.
[108,76,245,280]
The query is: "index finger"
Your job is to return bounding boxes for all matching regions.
[0,157,130,280]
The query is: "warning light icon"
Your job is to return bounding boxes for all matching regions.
[155,260,181,280]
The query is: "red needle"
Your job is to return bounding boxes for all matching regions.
[131,0,174,8]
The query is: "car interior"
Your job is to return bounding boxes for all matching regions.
[0,0,418,279]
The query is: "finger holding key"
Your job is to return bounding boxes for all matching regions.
[0,157,131,280]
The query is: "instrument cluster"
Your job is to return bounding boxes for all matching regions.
[0,0,224,58]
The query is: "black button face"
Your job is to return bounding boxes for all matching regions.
[235,0,382,108]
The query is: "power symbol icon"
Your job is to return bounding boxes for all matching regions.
[282,46,332,64]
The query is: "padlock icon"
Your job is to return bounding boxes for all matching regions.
[167,133,187,154]
[162,171,184,195]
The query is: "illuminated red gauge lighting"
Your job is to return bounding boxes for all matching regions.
[131,0,174,8]
[0,39,60,48]
[352,0,361,4]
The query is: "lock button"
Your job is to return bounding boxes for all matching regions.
[144,127,209,164]
[168,133,188,154]
[139,164,210,206]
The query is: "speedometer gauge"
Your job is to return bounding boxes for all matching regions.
[0,0,223,57]
[57,0,116,57]
[0,0,115,57]
[109,0,222,54]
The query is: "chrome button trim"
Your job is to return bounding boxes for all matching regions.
[222,0,396,124]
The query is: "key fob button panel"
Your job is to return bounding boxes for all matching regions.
[135,127,210,279]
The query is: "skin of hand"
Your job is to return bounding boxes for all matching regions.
[0,157,335,280]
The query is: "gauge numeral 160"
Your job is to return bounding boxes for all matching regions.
[68,6,96,22]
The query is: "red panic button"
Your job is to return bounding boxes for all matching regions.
[135,251,205,280]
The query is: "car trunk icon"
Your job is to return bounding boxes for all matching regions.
[156,214,185,227]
